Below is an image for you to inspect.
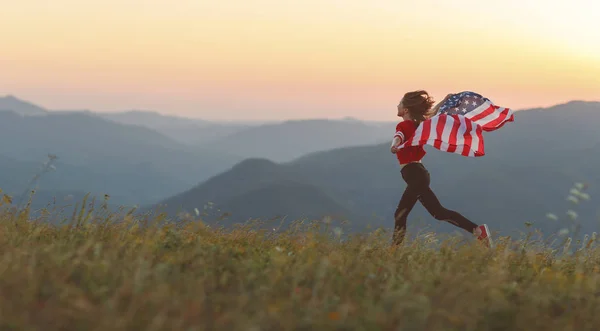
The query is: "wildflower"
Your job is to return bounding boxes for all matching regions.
[546,213,558,221]
[567,196,579,204]
[328,311,341,321]
[333,227,343,238]
[583,234,589,246]
[575,182,585,190]
[558,228,569,236]
[566,210,578,220]
[579,193,591,201]
[204,202,214,210]
[194,208,200,216]
[275,246,283,252]
[570,188,580,196]
[563,237,572,253]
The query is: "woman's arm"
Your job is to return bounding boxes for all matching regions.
[432,93,454,113]
[390,136,401,153]
[390,123,405,153]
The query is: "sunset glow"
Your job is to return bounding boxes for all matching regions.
[1,0,599,120]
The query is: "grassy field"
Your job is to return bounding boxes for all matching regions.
[1,193,600,331]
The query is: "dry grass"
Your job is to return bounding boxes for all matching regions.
[0,193,599,331]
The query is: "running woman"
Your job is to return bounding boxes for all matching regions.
[390,90,492,246]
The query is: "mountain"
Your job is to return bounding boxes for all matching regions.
[0,111,244,205]
[152,158,352,226]
[102,110,399,160]
[151,101,600,237]
[99,110,255,145]
[482,100,600,161]
[199,119,397,162]
[0,96,400,161]
[0,95,47,115]
[0,154,189,207]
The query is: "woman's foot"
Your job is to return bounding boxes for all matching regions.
[474,224,493,248]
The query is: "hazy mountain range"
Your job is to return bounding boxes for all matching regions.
[98,110,254,145]
[1,94,599,239]
[0,95,396,208]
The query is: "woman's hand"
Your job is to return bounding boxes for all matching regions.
[433,93,454,112]
[390,136,401,153]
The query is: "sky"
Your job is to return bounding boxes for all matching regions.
[1,0,599,121]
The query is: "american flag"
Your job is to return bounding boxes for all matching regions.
[398,91,514,157]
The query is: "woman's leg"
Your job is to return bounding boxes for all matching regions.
[393,186,420,245]
[418,187,479,233]
[393,163,429,245]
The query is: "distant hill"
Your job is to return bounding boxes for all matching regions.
[0,95,47,115]
[0,111,243,205]
[199,119,397,162]
[99,110,255,145]
[0,96,400,161]
[152,158,353,226]
[482,100,600,161]
[152,101,600,237]
[0,154,190,207]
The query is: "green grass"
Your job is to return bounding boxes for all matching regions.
[1,192,600,331]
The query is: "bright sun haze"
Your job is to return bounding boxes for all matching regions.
[1,0,599,121]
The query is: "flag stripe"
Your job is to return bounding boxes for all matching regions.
[481,107,514,132]
[446,115,461,153]
[487,112,515,131]
[461,117,473,156]
[454,116,467,156]
[476,124,485,156]
[419,117,432,145]
[462,100,491,120]
[440,115,453,152]
[433,114,446,150]
[468,104,496,124]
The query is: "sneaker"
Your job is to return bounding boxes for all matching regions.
[474,224,493,248]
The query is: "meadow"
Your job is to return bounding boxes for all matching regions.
[0,190,599,331]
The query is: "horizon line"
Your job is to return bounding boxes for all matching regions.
[2,94,599,123]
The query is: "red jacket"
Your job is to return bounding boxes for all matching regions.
[394,120,426,165]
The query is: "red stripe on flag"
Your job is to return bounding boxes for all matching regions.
[475,124,485,156]
[447,115,460,153]
[469,104,495,123]
[489,113,515,131]
[433,115,447,150]
[419,118,432,145]
[461,119,473,156]
[482,108,513,132]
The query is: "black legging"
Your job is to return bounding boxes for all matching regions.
[393,162,478,245]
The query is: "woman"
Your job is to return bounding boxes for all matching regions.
[390,90,492,247]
